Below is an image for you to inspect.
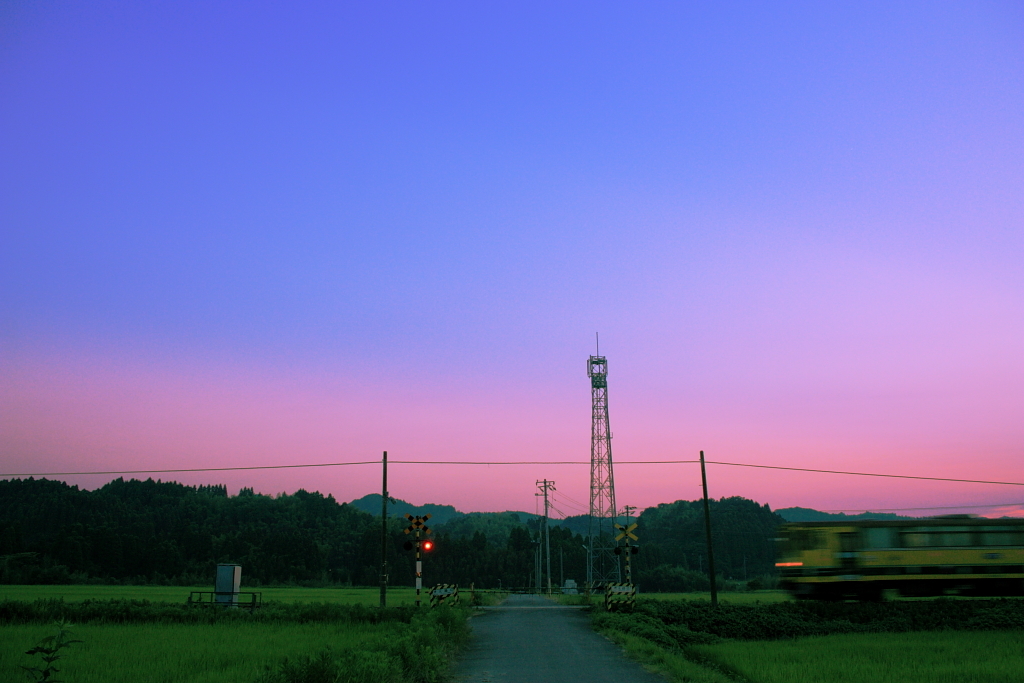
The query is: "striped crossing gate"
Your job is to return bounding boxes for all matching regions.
[604,583,636,612]
[430,584,459,607]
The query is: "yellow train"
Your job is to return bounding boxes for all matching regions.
[775,516,1024,600]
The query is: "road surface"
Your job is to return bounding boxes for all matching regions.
[452,594,665,683]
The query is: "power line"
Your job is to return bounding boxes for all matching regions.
[0,461,382,477]
[554,489,590,508]
[551,496,588,515]
[0,459,669,477]
[703,461,1024,487]
[2,458,1022,487]
[819,502,1024,513]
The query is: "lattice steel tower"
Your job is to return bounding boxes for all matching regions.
[587,353,619,586]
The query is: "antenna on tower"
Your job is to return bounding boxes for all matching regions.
[596,331,599,356]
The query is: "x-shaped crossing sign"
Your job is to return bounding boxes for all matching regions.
[404,513,432,535]
[614,522,638,542]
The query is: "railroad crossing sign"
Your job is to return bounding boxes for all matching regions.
[614,523,638,542]
[605,582,636,611]
[429,584,459,607]
[404,513,432,535]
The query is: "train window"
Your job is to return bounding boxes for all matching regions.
[980,529,1024,546]
[839,533,858,552]
[863,527,896,548]
[780,529,825,553]
[901,532,930,547]
[940,532,971,547]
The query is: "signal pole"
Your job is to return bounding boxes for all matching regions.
[403,514,432,607]
[622,505,636,583]
[536,479,555,595]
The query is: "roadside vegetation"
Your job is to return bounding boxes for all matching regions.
[594,597,1024,683]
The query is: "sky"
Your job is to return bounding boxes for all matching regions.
[1,1,1022,517]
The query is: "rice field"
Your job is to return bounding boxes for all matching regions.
[1,585,468,679]
[0,584,423,605]
[3,621,390,683]
[694,630,1024,683]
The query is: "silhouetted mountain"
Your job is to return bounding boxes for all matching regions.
[776,507,914,522]
[348,494,464,525]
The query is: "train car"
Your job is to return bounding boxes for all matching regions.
[775,516,1024,600]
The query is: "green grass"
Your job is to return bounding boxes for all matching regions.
[0,584,427,605]
[591,597,1024,683]
[693,630,1024,683]
[640,591,791,604]
[601,629,735,683]
[1,604,469,683]
[3,621,393,683]
[553,590,791,606]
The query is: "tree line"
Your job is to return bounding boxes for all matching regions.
[0,477,784,590]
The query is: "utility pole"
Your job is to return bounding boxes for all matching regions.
[379,451,388,608]
[700,450,718,607]
[536,479,555,595]
[535,543,541,593]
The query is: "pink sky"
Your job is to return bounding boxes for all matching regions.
[3,343,1021,518]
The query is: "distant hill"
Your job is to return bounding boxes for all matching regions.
[348,494,464,525]
[776,507,915,522]
[349,495,925,526]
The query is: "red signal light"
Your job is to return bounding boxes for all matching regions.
[421,540,434,552]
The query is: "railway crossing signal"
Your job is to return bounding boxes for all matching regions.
[404,513,431,535]
[613,506,638,601]
[403,539,435,551]
[403,514,432,606]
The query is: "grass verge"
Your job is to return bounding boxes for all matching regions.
[591,598,1024,683]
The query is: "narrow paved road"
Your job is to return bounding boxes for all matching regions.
[452,594,665,683]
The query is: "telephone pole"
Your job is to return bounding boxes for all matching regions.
[536,479,555,595]
[700,450,718,607]
[379,451,388,607]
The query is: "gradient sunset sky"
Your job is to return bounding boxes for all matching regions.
[2,2,1022,517]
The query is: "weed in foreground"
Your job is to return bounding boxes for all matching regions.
[21,619,82,683]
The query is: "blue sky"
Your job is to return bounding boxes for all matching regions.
[2,2,1022,513]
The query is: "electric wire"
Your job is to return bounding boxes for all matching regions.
[550,490,588,510]
[554,490,590,508]
[820,502,1024,513]
[3,459,1022,487]
[551,497,588,515]
[702,461,1024,487]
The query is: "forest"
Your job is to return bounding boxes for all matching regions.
[0,478,784,590]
